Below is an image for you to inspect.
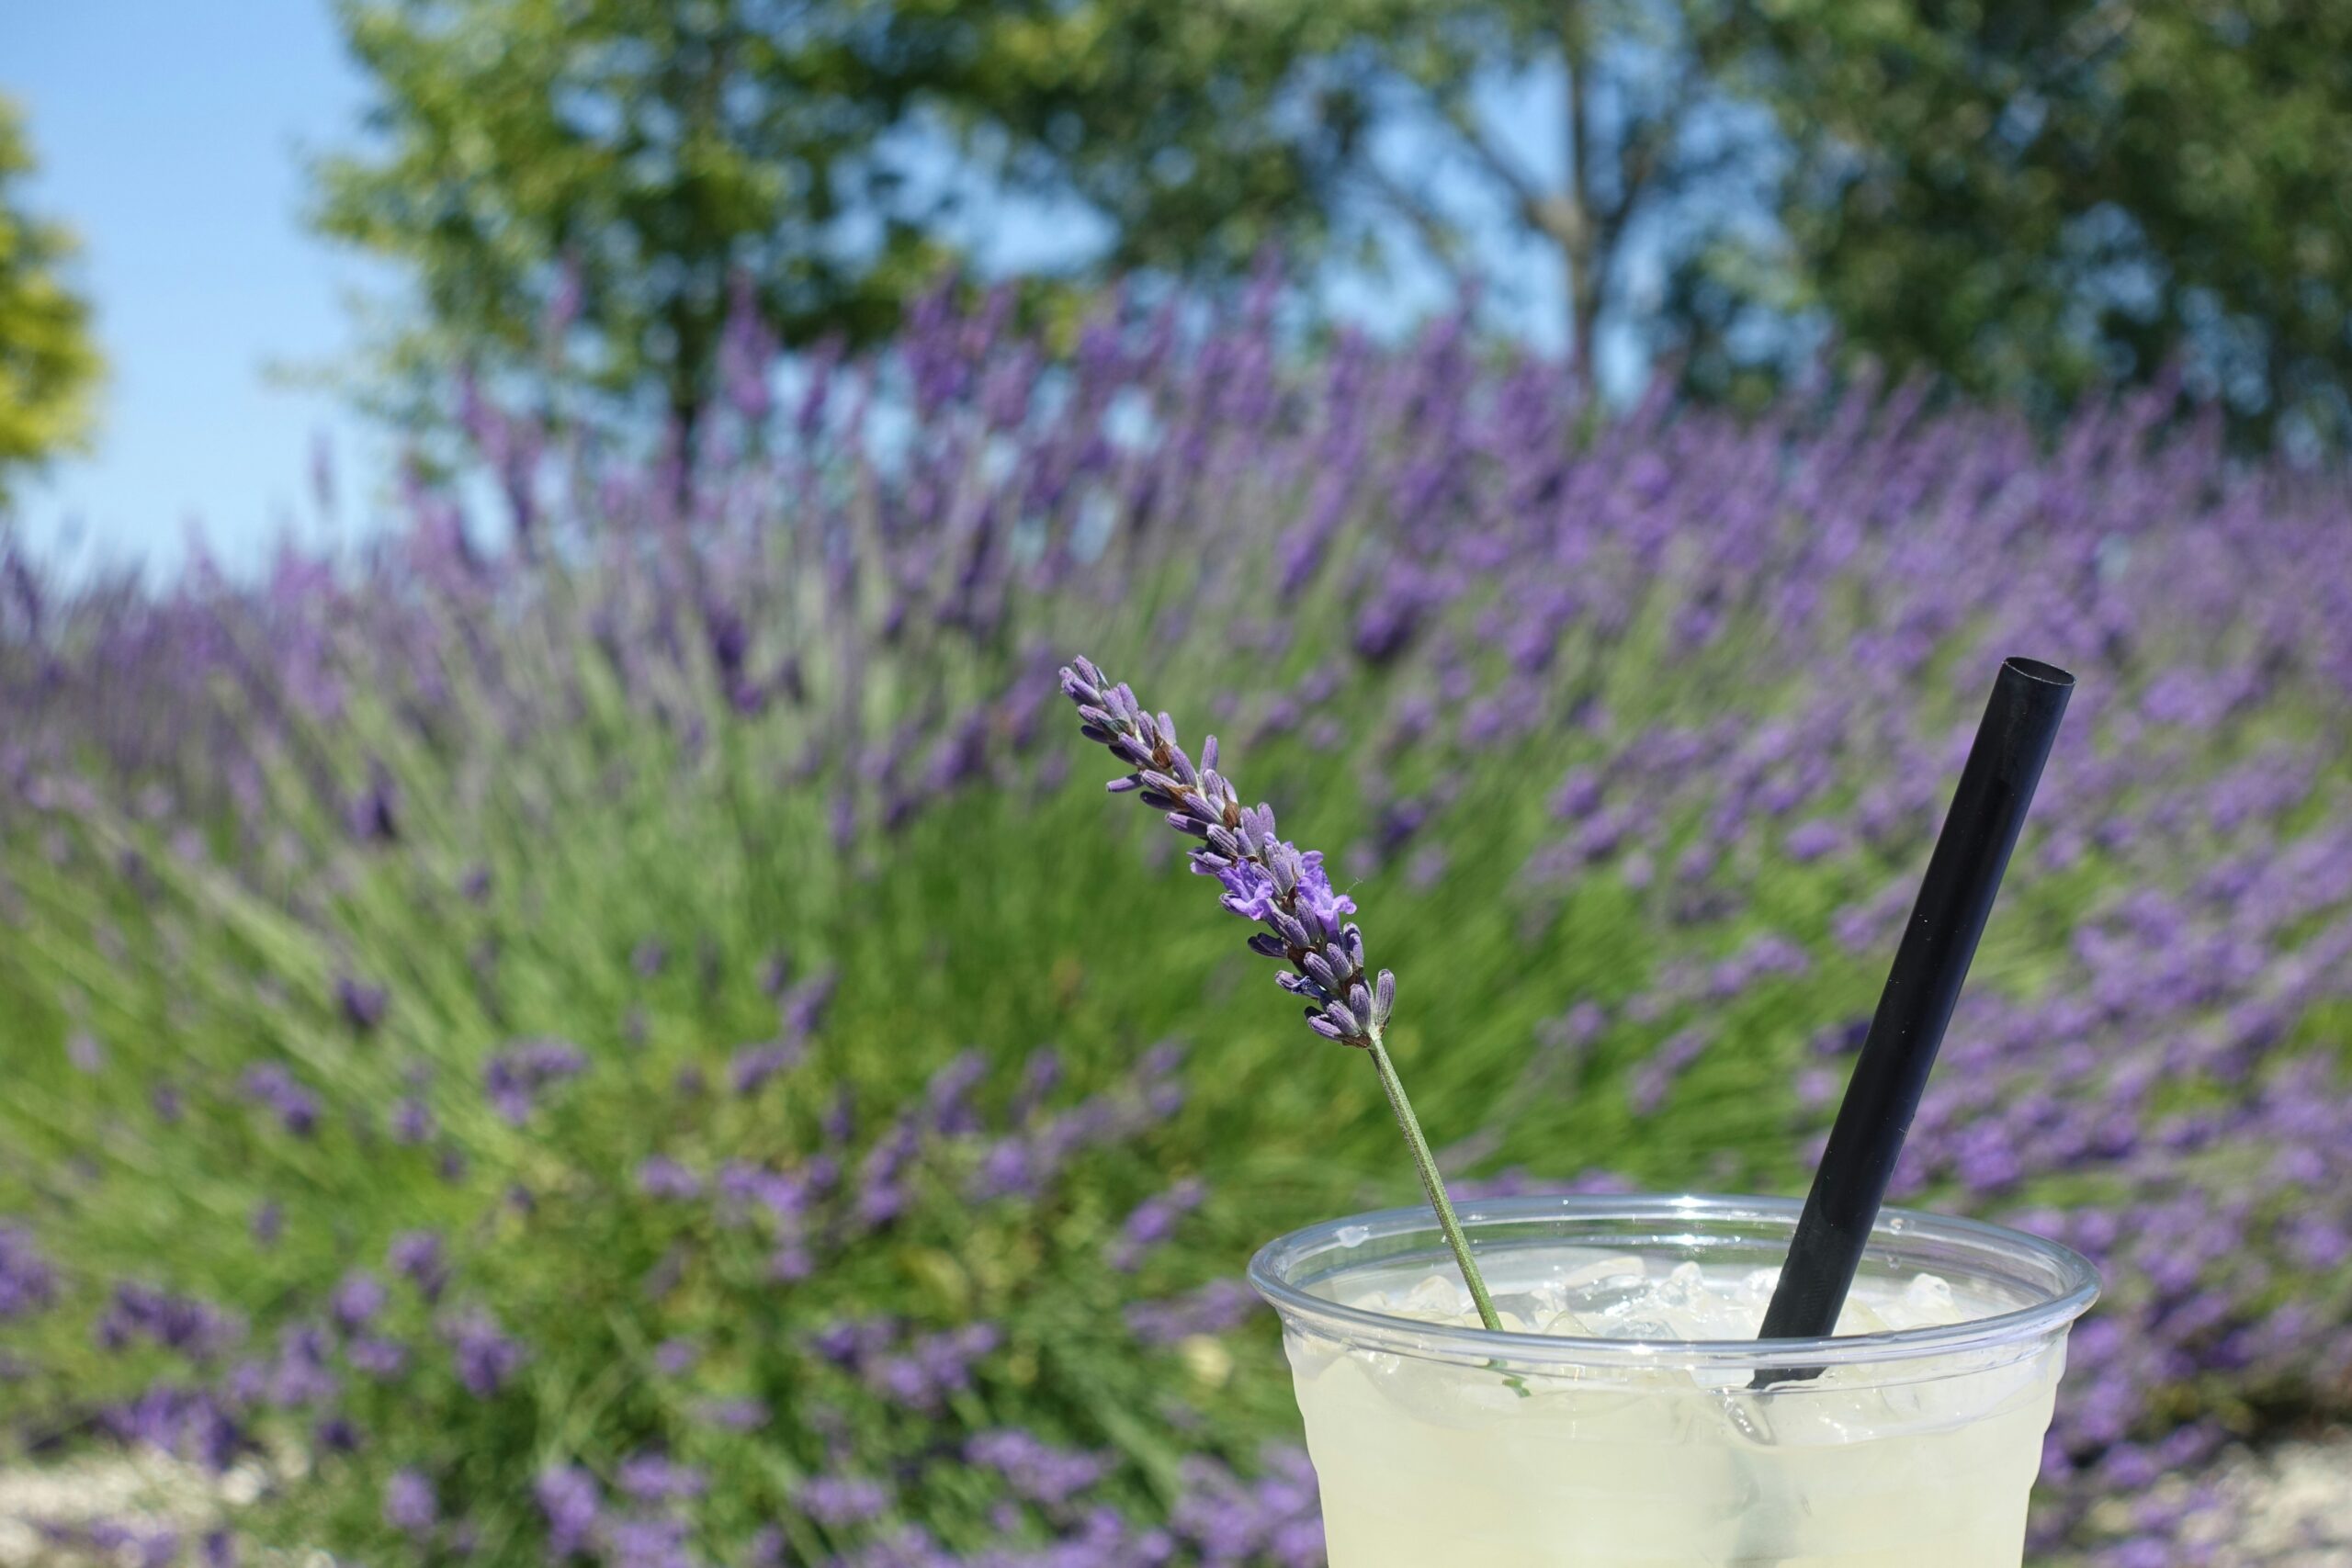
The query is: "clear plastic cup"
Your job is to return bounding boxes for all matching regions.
[1248,1194,2098,1567]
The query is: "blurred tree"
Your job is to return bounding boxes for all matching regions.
[1252,0,1780,396]
[0,96,103,508]
[1676,0,2352,445]
[318,0,2352,443]
[309,0,1359,437]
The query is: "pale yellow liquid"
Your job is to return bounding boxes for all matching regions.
[1284,1257,2065,1567]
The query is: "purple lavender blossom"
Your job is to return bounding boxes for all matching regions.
[346,1336,410,1381]
[690,1396,768,1432]
[636,1156,703,1201]
[329,1270,387,1332]
[384,1468,437,1535]
[336,975,390,1032]
[603,1516,692,1568]
[484,1038,588,1123]
[616,1452,707,1503]
[1125,1279,1262,1345]
[0,1225,56,1320]
[389,1229,448,1301]
[728,1040,802,1097]
[537,1464,603,1558]
[391,1095,435,1144]
[441,1306,526,1396]
[967,1429,1113,1507]
[96,1283,243,1361]
[241,1063,320,1137]
[1111,1179,1206,1271]
[797,1473,891,1527]
[1060,655,1393,1050]
[266,1325,341,1407]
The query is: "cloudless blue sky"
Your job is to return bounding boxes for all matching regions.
[5,0,393,581]
[3,4,1587,582]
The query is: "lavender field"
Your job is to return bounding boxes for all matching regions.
[3,283,2350,1566]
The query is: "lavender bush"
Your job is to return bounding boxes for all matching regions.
[2,276,2349,1566]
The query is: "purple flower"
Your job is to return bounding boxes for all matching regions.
[967,1429,1113,1506]
[336,975,390,1032]
[690,1396,768,1431]
[384,1468,436,1535]
[484,1038,588,1123]
[1783,818,1844,863]
[241,1063,319,1137]
[329,1270,387,1332]
[1111,1179,1206,1270]
[391,1095,435,1144]
[729,1041,802,1096]
[536,1464,603,1558]
[441,1306,526,1396]
[388,1229,449,1303]
[1125,1278,1261,1345]
[616,1452,707,1503]
[348,757,401,843]
[103,1385,246,1471]
[925,1050,989,1134]
[266,1324,340,1407]
[0,1225,56,1320]
[96,1283,243,1362]
[797,1473,891,1527]
[1061,656,1393,1050]
[345,1336,410,1381]
[1629,1027,1713,1116]
[635,1156,702,1201]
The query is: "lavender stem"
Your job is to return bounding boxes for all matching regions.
[1369,1033,1501,1332]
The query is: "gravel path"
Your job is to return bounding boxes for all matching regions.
[2177,1438,2352,1567]
[0,1450,269,1566]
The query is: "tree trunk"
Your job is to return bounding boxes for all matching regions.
[1563,8,1600,402]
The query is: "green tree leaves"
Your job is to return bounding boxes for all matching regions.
[1701,0,2352,443]
[0,96,103,506]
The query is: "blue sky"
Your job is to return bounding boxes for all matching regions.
[3,5,1589,581]
[4,0,394,580]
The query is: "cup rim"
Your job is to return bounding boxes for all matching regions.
[1246,1192,2100,1371]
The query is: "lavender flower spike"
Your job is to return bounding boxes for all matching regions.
[1059,654,1501,1331]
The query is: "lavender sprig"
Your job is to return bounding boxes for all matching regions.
[1059,654,1502,1331]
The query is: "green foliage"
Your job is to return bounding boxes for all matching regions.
[312,0,2352,444]
[310,0,1348,432]
[1680,0,2352,441]
[0,95,102,505]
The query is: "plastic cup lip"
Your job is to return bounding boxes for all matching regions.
[1247,1192,2100,1373]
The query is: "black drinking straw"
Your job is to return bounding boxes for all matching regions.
[1754,656,2074,1384]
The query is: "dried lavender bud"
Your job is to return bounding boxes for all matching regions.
[1060,656,1384,1050]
